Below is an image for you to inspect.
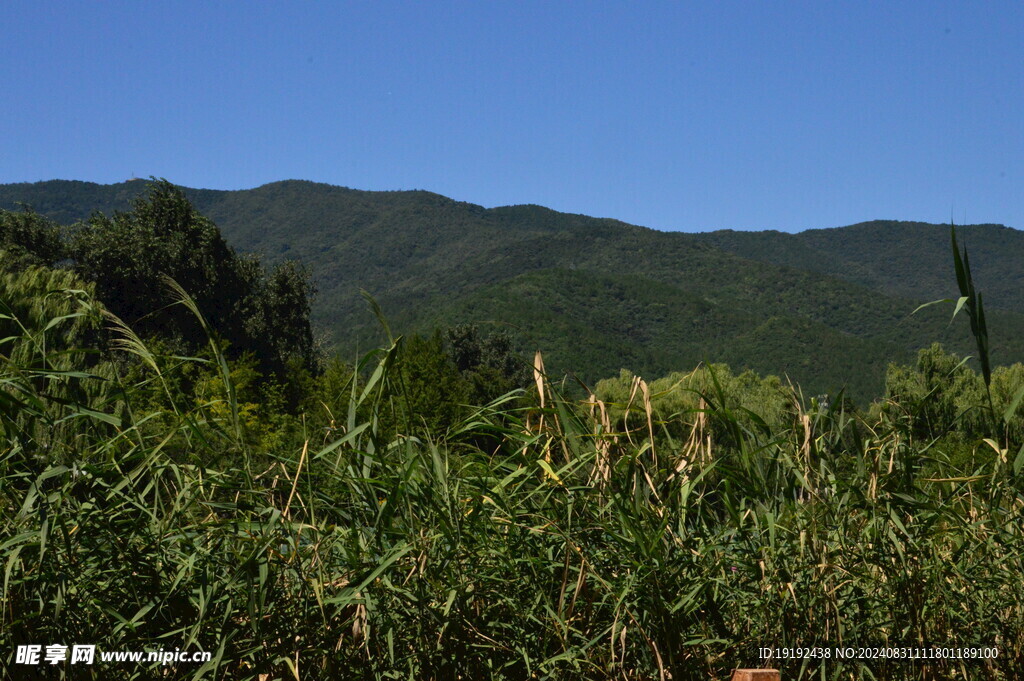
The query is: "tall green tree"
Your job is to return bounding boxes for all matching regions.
[66,180,318,377]
[391,331,469,435]
[446,324,530,404]
[0,207,65,270]
[884,343,986,441]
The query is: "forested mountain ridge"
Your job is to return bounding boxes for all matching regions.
[692,220,1024,312]
[3,178,1023,400]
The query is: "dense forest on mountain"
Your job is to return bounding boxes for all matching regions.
[692,221,1024,311]
[3,179,1024,401]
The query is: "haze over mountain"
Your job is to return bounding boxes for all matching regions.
[3,178,1023,401]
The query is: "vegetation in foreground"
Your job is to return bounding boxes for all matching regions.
[2,186,1024,680]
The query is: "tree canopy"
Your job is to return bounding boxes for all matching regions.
[0,180,318,380]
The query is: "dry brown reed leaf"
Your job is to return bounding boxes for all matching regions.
[283,439,309,519]
[587,393,613,489]
[639,377,654,460]
[534,350,546,408]
[678,397,712,471]
[800,411,814,497]
[352,601,367,646]
[623,375,641,446]
[529,350,547,438]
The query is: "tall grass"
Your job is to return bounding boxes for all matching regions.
[3,261,1024,679]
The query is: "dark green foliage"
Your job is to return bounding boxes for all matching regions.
[389,330,469,435]
[68,181,251,350]
[694,219,1024,312]
[446,324,531,404]
[422,267,1016,402]
[242,258,318,378]
[0,207,66,270]
[0,178,151,225]
[358,325,530,439]
[46,181,320,381]
[951,224,993,391]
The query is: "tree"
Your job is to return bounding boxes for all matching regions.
[244,259,317,374]
[884,343,986,440]
[66,179,317,377]
[0,207,66,271]
[446,324,530,404]
[391,331,469,435]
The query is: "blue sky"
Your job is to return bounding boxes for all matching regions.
[3,2,1022,232]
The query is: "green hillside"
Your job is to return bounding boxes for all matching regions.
[393,266,1024,398]
[3,179,1024,400]
[692,220,1024,311]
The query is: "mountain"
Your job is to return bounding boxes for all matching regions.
[3,178,1023,401]
[691,221,1024,312]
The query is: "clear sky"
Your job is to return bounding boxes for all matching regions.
[3,2,1022,232]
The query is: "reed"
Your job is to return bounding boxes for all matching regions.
[2,246,1023,680]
